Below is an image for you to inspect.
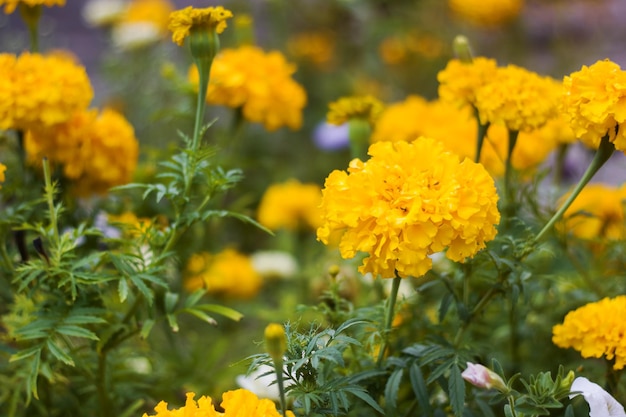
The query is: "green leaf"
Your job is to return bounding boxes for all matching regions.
[476,398,496,417]
[140,319,155,339]
[194,304,243,321]
[345,387,384,414]
[56,325,99,340]
[165,292,179,313]
[410,362,432,415]
[448,364,465,417]
[46,340,74,366]
[28,350,41,400]
[118,278,129,302]
[9,344,42,362]
[184,289,207,308]
[181,308,217,326]
[385,368,404,412]
[167,313,179,332]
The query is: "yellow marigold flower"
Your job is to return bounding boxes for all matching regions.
[474,65,560,132]
[287,31,335,68]
[0,52,93,131]
[1,0,64,14]
[0,163,6,189]
[327,95,384,126]
[559,183,626,241]
[448,0,523,27]
[562,59,626,152]
[257,179,323,231]
[25,108,138,196]
[317,137,501,278]
[553,296,626,370]
[111,0,173,49]
[183,249,262,299]
[189,45,306,131]
[437,57,498,109]
[107,211,153,238]
[168,5,233,46]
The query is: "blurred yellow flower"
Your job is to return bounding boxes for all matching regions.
[257,179,323,231]
[317,137,500,278]
[553,296,626,370]
[25,108,138,196]
[0,163,5,189]
[107,211,154,238]
[0,52,92,131]
[168,5,233,46]
[327,95,384,126]
[560,184,626,241]
[287,31,335,68]
[475,65,560,132]
[448,0,523,27]
[184,249,262,299]
[1,0,64,14]
[437,57,498,110]
[562,59,626,152]
[111,0,173,49]
[189,45,307,131]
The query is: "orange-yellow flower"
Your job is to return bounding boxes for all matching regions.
[448,0,523,27]
[184,249,262,299]
[327,95,384,126]
[1,0,64,14]
[189,45,306,131]
[0,52,93,131]
[257,179,323,231]
[317,137,500,278]
[437,57,498,110]
[168,5,232,46]
[111,0,174,49]
[562,59,626,152]
[553,296,626,370]
[0,163,6,189]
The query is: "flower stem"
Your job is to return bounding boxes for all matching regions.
[474,109,489,163]
[274,361,288,416]
[377,274,401,366]
[42,158,59,245]
[534,135,615,243]
[191,59,211,153]
[503,129,519,215]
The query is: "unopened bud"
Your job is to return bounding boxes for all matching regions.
[462,362,507,392]
[264,323,286,365]
[453,35,473,63]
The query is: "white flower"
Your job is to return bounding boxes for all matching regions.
[82,0,126,27]
[250,251,298,280]
[236,364,292,401]
[570,377,626,417]
[112,22,161,50]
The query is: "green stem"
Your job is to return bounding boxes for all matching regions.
[42,158,59,245]
[534,135,615,243]
[19,4,41,53]
[191,60,211,153]
[504,129,519,214]
[377,274,401,366]
[274,359,288,416]
[474,109,489,163]
[97,351,112,417]
[605,359,622,397]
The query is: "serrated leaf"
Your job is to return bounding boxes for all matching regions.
[476,398,497,417]
[56,325,99,340]
[29,350,41,400]
[46,340,74,366]
[140,319,155,339]
[9,345,43,362]
[194,304,243,321]
[410,362,432,415]
[118,278,129,302]
[385,368,404,412]
[449,364,465,417]
[346,387,384,414]
[129,275,154,304]
[182,308,217,326]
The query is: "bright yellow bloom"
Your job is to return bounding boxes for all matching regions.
[25,108,138,196]
[327,95,384,126]
[317,137,501,278]
[0,52,92,131]
[562,59,626,152]
[553,296,626,370]
[264,323,287,361]
[1,0,64,14]
[107,212,154,238]
[287,31,335,68]
[168,5,233,46]
[257,179,323,231]
[437,57,498,109]
[184,249,262,299]
[189,45,306,131]
[474,65,560,132]
[125,0,172,31]
[448,0,523,27]
[560,184,626,241]
[0,163,5,189]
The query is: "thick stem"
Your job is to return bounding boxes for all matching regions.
[474,109,489,164]
[503,129,520,216]
[377,274,401,366]
[534,135,615,243]
[42,159,59,245]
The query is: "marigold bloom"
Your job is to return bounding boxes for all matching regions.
[111,0,173,49]
[562,59,626,152]
[448,0,523,27]
[559,183,626,241]
[317,137,501,278]
[0,52,93,131]
[474,65,560,132]
[287,31,335,68]
[437,57,498,109]
[184,249,262,299]
[25,108,138,196]
[257,179,323,231]
[168,5,232,46]
[189,45,306,131]
[1,0,64,14]
[553,296,626,370]
[327,95,384,126]
[0,163,5,189]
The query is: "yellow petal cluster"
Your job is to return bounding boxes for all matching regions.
[560,183,626,241]
[553,296,626,370]
[0,52,93,131]
[287,31,335,69]
[25,108,138,196]
[184,249,262,299]
[0,163,5,189]
[1,0,64,14]
[437,57,498,109]
[189,45,306,131]
[257,179,323,231]
[142,389,291,417]
[474,65,560,132]
[448,0,523,27]
[168,5,233,46]
[562,59,626,151]
[327,95,384,126]
[317,137,501,278]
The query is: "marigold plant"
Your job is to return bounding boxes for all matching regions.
[327,95,384,126]
[257,179,323,231]
[317,137,501,278]
[448,0,523,27]
[437,57,498,109]
[553,296,626,370]
[0,0,64,14]
[168,5,233,46]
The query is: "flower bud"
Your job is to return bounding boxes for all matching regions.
[264,323,286,365]
[462,362,507,392]
[453,35,473,63]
